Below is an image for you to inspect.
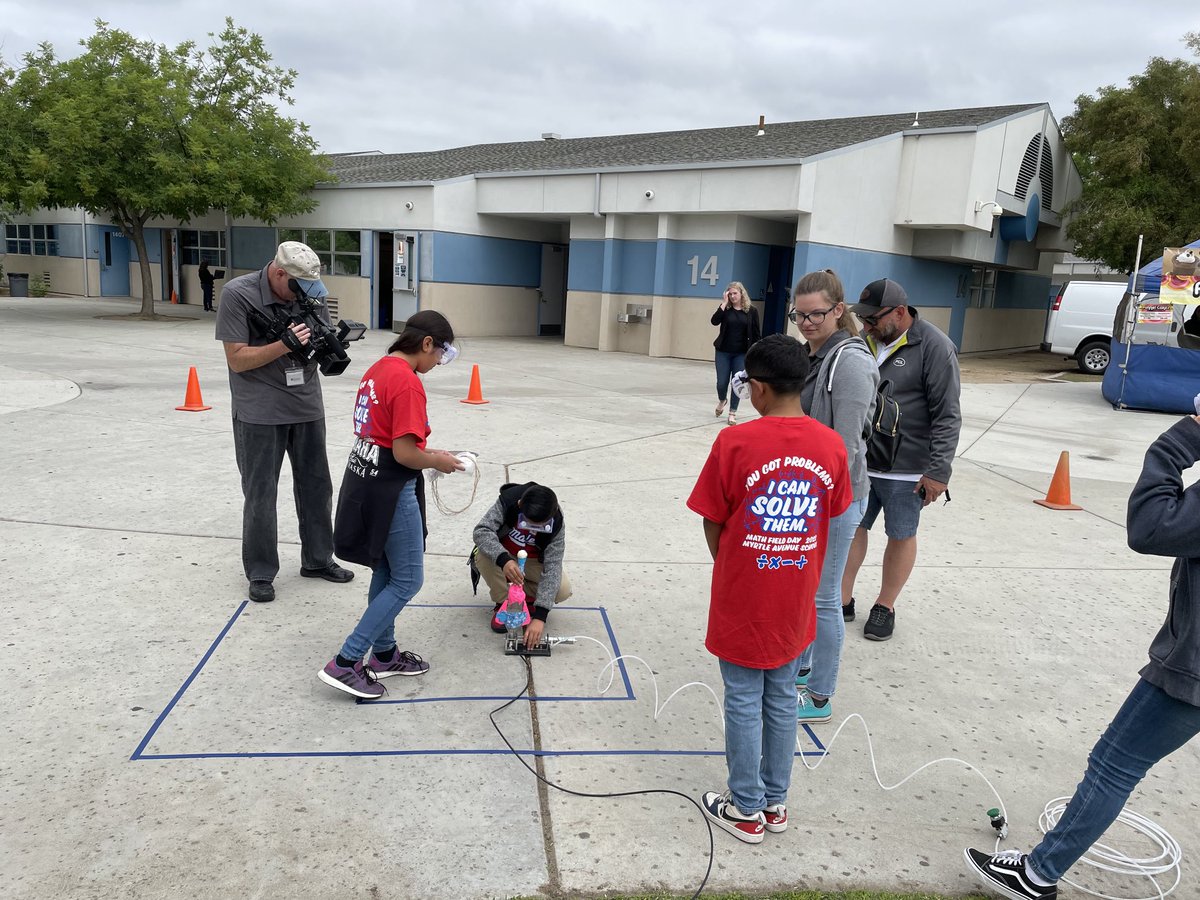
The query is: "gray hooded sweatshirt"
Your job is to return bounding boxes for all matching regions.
[801,330,879,501]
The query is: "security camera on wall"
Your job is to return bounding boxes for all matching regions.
[644,190,654,199]
[404,201,414,211]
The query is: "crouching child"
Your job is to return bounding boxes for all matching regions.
[471,482,572,647]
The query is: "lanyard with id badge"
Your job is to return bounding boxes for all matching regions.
[285,366,306,387]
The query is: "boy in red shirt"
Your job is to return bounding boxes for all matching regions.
[687,333,851,843]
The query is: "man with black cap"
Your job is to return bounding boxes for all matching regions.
[215,241,354,603]
[840,278,961,641]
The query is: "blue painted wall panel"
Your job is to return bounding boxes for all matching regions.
[609,240,657,294]
[791,242,971,346]
[232,226,278,270]
[55,224,85,258]
[567,238,786,298]
[128,228,163,263]
[425,231,542,287]
[568,240,609,292]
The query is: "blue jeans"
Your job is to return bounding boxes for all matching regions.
[1029,678,1200,882]
[719,654,801,814]
[338,481,424,660]
[714,351,746,412]
[798,495,868,698]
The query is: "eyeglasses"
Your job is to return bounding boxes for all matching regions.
[857,306,896,326]
[787,305,837,325]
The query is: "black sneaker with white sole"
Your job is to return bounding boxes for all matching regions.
[863,603,894,640]
[964,848,1057,900]
[842,597,855,622]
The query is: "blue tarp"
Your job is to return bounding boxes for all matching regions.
[1103,340,1200,413]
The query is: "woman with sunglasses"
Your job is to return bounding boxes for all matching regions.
[319,310,465,699]
[711,281,761,425]
[789,269,879,724]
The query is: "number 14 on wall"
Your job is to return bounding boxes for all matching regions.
[687,255,720,286]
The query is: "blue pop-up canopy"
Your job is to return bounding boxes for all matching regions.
[1126,237,1200,295]
[1104,241,1200,413]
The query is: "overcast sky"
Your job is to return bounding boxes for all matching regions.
[0,1,1192,155]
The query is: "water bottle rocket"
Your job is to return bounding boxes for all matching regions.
[504,550,530,642]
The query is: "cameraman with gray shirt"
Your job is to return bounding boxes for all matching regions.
[214,241,354,603]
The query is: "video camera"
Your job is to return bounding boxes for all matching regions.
[248,288,367,377]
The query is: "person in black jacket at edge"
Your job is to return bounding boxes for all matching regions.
[966,413,1200,900]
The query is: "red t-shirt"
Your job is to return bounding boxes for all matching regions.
[687,416,851,669]
[351,356,429,451]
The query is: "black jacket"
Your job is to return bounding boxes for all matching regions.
[711,305,761,352]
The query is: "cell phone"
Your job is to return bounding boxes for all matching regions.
[918,486,927,501]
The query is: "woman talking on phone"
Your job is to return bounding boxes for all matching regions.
[710,281,761,426]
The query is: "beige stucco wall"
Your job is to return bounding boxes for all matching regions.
[322,275,372,326]
[2,254,89,296]
[565,290,601,349]
[416,282,540,336]
[959,307,1045,353]
[128,262,165,303]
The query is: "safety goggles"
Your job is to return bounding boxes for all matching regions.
[517,514,555,533]
[435,342,459,366]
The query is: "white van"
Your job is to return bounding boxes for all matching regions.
[1042,281,1128,374]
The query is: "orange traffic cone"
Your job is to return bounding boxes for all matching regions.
[171,290,179,305]
[175,366,212,412]
[1034,451,1082,510]
[460,364,489,405]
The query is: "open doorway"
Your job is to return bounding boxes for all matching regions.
[538,243,568,336]
[376,231,394,330]
[763,245,795,336]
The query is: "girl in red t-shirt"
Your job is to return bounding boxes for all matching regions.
[319,311,464,700]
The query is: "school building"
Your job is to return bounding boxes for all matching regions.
[1,102,1079,358]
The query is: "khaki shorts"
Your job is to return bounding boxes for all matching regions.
[474,551,572,606]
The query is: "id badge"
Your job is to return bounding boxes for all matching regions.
[285,367,305,387]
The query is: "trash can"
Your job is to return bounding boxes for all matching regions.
[8,273,29,297]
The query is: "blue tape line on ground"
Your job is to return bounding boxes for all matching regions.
[130,600,248,760]
[134,748,828,760]
[598,605,635,699]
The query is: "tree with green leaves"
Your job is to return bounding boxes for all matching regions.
[1063,33,1200,272]
[0,18,331,318]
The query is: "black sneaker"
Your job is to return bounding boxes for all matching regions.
[842,597,855,622]
[863,603,894,641]
[248,580,275,603]
[964,848,1057,899]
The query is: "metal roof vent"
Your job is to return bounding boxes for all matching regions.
[541,132,561,141]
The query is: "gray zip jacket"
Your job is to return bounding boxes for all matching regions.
[802,330,879,501]
[1128,417,1200,706]
[866,311,962,483]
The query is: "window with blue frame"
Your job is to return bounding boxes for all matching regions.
[181,230,227,266]
[277,228,361,276]
[5,224,57,256]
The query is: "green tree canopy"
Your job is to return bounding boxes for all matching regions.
[1063,33,1200,272]
[0,18,332,317]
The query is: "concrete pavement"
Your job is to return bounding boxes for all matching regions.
[1,295,1195,899]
